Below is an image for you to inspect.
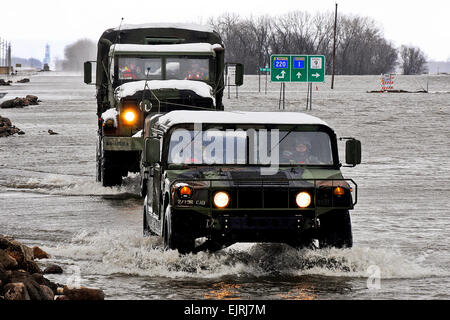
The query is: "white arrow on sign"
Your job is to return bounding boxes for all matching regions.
[312,73,321,78]
[296,72,302,78]
[276,70,286,80]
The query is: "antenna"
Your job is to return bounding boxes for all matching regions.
[140,67,161,113]
[140,67,153,113]
[108,17,125,84]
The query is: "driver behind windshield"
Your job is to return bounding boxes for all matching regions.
[281,136,320,164]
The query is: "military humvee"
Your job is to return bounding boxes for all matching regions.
[84,23,243,187]
[142,111,361,253]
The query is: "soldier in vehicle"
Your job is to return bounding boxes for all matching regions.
[185,61,208,80]
[281,136,320,164]
[121,61,144,80]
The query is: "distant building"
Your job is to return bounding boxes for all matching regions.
[43,44,50,65]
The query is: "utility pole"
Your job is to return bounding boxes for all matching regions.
[331,2,338,89]
[8,42,11,74]
[0,38,3,67]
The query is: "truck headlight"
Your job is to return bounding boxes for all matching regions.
[123,110,137,124]
[213,191,230,208]
[296,192,311,208]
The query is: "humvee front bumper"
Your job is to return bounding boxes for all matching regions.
[103,136,144,151]
[169,178,357,241]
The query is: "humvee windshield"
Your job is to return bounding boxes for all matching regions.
[167,128,334,165]
[117,56,210,81]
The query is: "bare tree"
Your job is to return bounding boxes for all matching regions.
[209,11,400,75]
[400,45,428,75]
[335,15,397,75]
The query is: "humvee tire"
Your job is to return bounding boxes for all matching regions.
[163,205,195,254]
[318,211,353,249]
[143,207,153,237]
[101,150,123,187]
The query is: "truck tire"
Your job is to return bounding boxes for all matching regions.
[163,205,195,254]
[140,177,147,198]
[318,211,353,249]
[139,158,147,198]
[101,151,122,187]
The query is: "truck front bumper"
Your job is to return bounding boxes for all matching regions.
[103,136,144,151]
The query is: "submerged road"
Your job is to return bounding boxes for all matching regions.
[0,72,449,299]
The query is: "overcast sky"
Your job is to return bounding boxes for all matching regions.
[1,0,450,62]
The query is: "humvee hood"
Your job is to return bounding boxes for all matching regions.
[166,166,343,184]
[114,80,215,103]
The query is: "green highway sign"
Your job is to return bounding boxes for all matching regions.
[271,55,291,82]
[270,54,325,83]
[308,55,325,82]
[291,55,308,82]
[259,67,270,72]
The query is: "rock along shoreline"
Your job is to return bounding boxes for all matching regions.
[0,235,105,300]
[0,115,25,137]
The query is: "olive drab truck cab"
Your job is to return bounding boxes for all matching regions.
[84,24,244,187]
[141,111,362,254]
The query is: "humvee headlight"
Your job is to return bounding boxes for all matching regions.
[296,192,311,208]
[123,110,137,124]
[213,191,230,209]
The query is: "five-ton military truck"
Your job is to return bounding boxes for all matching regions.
[142,110,361,253]
[84,24,243,187]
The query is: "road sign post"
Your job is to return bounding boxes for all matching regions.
[259,67,270,94]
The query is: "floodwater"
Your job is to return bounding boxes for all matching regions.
[0,72,449,300]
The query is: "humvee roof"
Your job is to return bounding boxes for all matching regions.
[156,111,330,128]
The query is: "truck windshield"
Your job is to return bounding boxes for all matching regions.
[166,58,209,81]
[118,57,162,80]
[117,56,210,81]
[167,128,334,165]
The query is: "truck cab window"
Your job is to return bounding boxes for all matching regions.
[166,57,210,81]
[117,57,162,80]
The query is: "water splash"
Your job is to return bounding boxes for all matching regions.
[44,228,444,280]
[1,172,140,197]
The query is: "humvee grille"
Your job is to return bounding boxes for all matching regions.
[230,171,289,186]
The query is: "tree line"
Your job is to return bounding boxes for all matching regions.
[60,12,428,75]
[208,12,428,75]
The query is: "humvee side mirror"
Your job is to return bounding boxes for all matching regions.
[84,61,92,84]
[345,139,362,167]
[235,63,244,86]
[144,137,161,165]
